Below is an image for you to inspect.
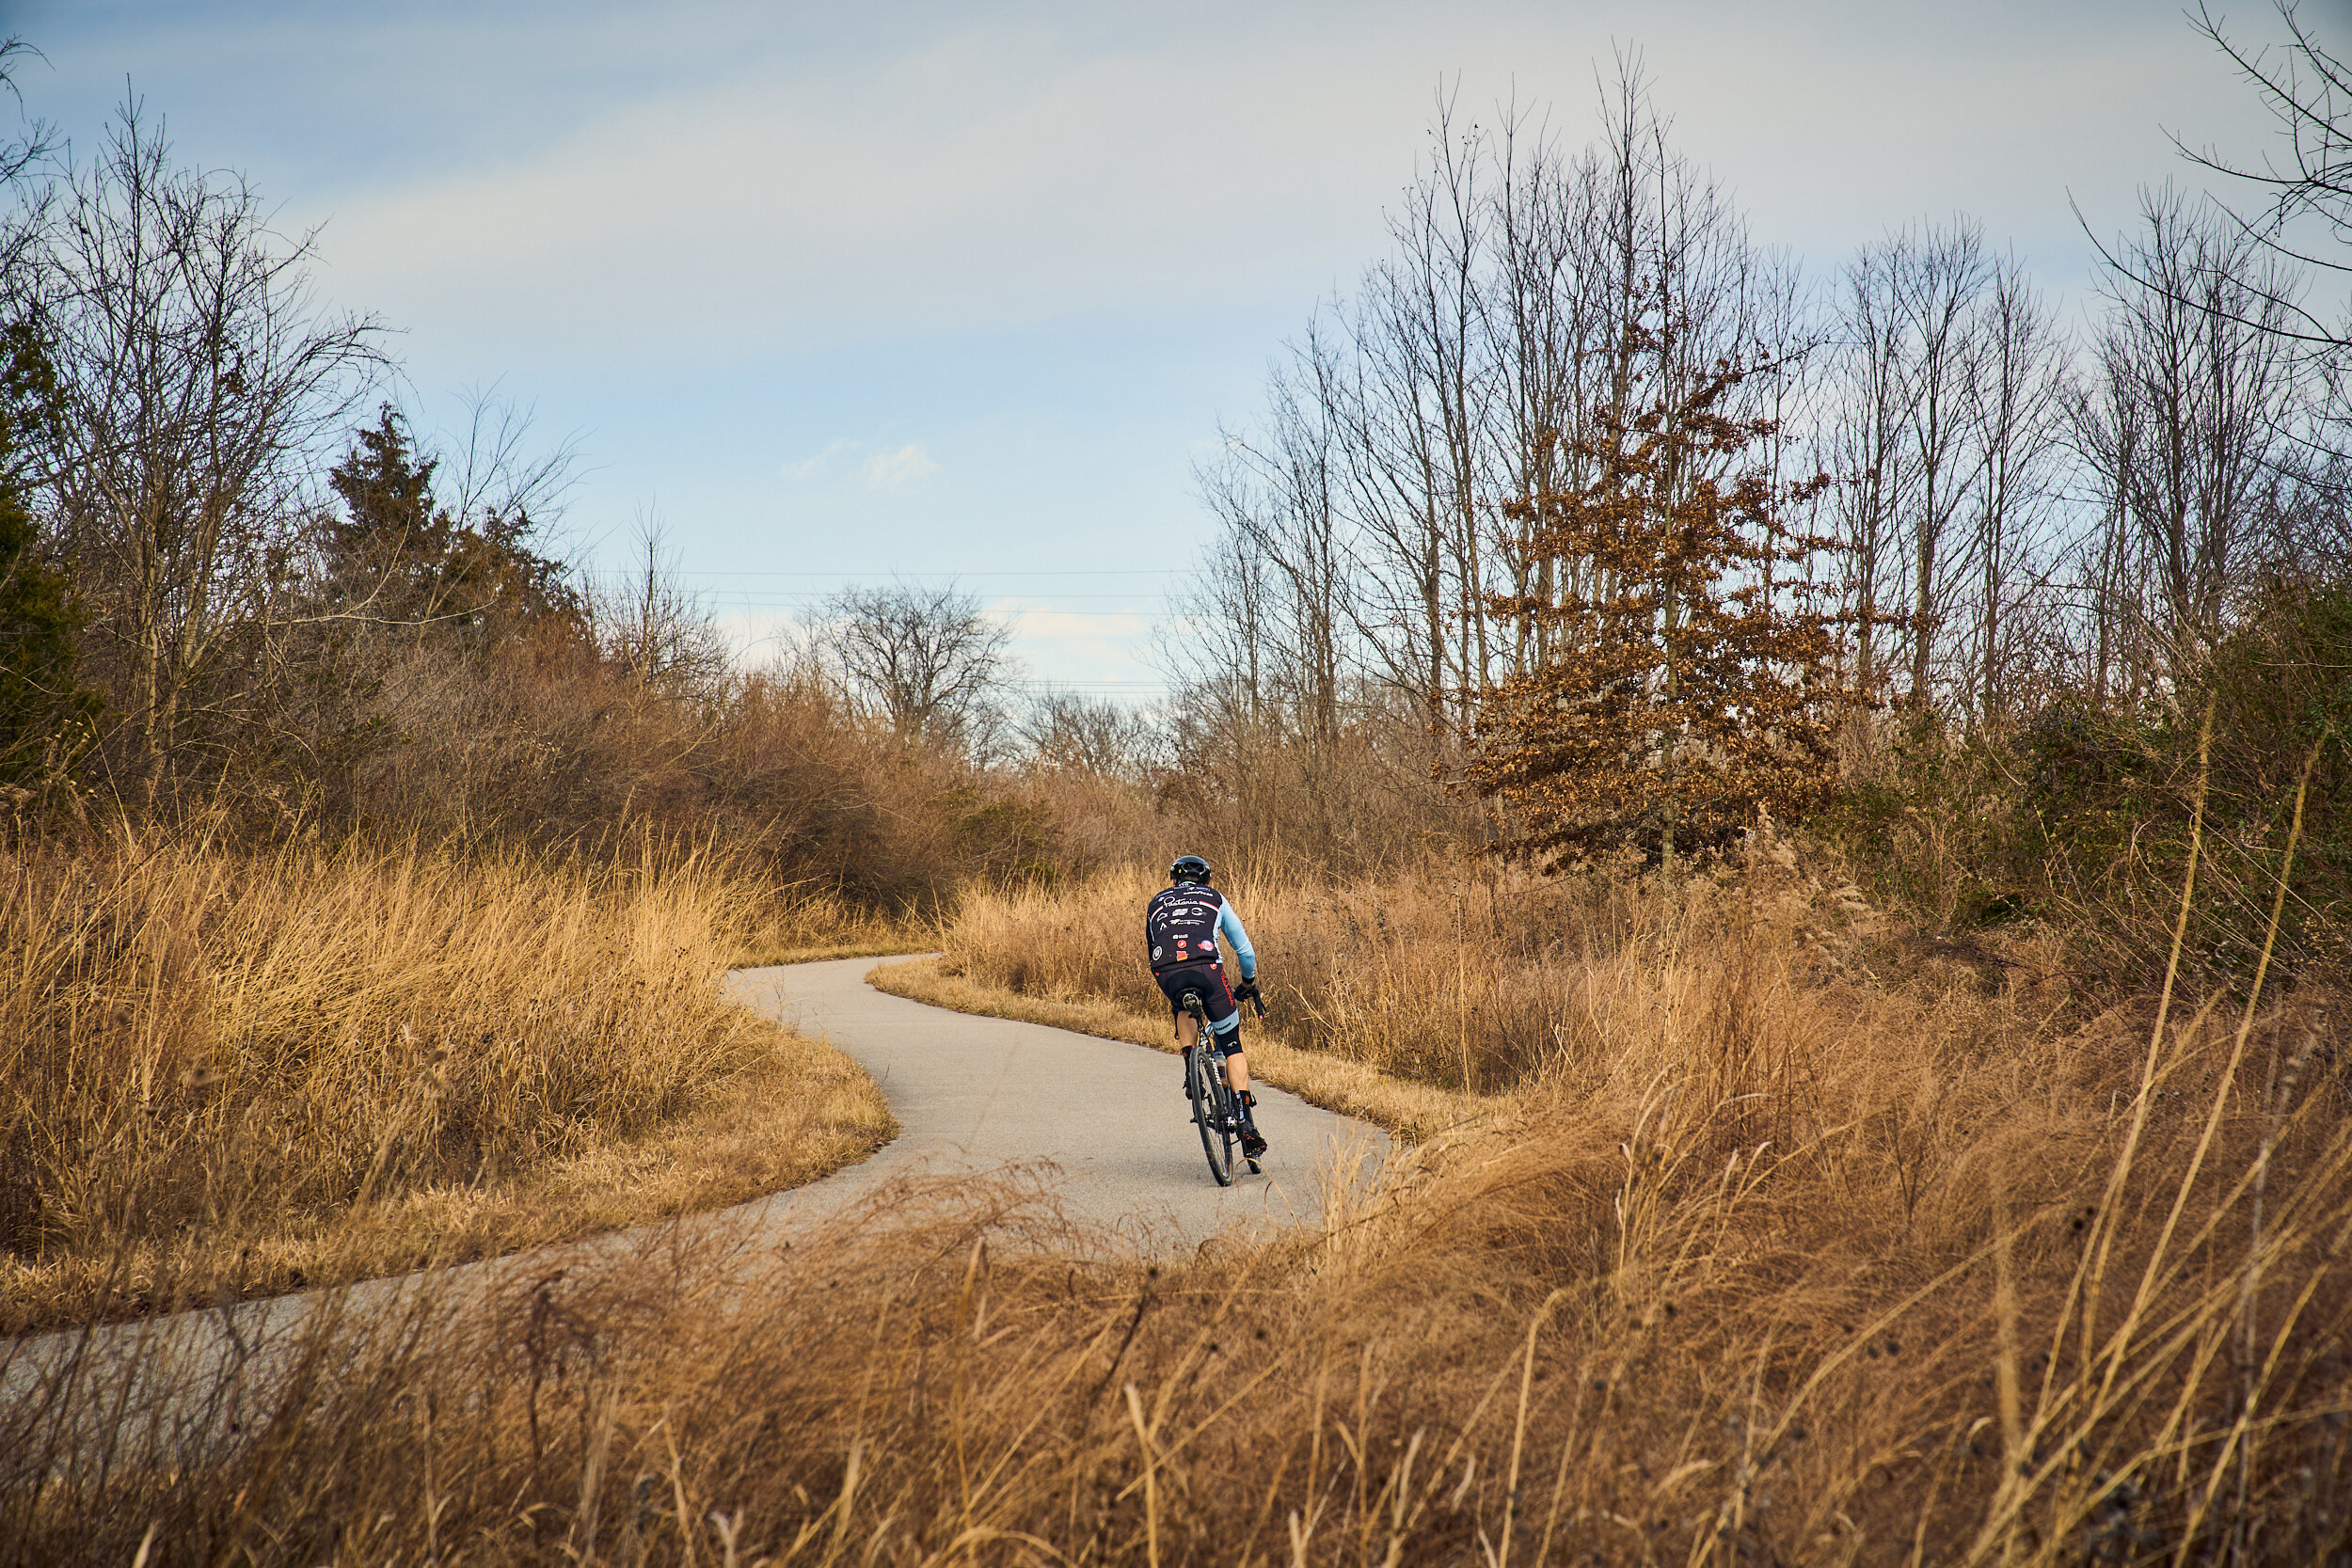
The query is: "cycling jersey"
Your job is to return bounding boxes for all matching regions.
[1144,883,1257,980]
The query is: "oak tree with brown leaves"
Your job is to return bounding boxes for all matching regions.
[1469,336,1846,868]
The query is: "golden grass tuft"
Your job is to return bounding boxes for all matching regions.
[0,832,893,1330]
[731,884,937,968]
[929,840,1921,1101]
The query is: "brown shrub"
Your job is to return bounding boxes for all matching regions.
[313,641,1057,911]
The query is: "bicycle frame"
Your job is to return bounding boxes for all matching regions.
[1178,988,1261,1185]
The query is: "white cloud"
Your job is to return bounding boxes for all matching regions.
[978,599,1165,693]
[864,443,939,491]
[283,12,1410,367]
[781,437,853,481]
[774,436,935,488]
[708,609,797,664]
[275,0,2270,378]
[996,607,1150,639]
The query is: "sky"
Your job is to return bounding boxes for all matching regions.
[2,0,2308,697]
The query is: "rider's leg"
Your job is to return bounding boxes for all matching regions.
[1214,1019,1261,1144]
[1158,971,1201,1089]
[1211,1013,1248,1091]
[1222,1046,1251,1097]
[1217,1035,1266,1156]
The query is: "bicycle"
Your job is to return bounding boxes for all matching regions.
[1177,984,1264,1186]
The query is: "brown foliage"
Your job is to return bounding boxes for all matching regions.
[1472,346,1846,869]
[252,631,1063,914]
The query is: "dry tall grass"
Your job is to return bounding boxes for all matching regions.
[939,843,1901,1097]
[0,831,891,1329]
[7,926,2344,1562]
[9,811,2349,1560]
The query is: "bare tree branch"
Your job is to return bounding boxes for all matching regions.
[819,579,1014,748]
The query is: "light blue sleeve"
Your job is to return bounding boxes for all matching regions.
[1216,903,1257,979]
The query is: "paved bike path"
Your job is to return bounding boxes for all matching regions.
[729,958,1386,1248]
[5,959,1385,1398]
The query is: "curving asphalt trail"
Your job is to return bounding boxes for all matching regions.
[729,958,1385,1247]
[5,958,1386,1403]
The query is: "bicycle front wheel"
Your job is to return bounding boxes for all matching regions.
[1189,1043,1233,1187]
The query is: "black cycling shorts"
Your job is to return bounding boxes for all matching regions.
[1154,963,1244,1053]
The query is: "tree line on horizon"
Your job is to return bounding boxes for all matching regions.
[1170,10,2350,972]
[0,10,2344,958]
[0,52,1123,904]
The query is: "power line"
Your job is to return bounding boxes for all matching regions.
[663,568,1183,579]
[697,598,1160,610]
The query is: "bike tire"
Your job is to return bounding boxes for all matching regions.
[1186,1010,1233,1187]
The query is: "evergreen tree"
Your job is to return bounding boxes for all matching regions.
[324,405,579,637]
[324,404,450,618]
[0,320,99,793]
[1469,338,1846,868]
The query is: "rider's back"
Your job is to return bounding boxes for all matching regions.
[1145,882,1229,973]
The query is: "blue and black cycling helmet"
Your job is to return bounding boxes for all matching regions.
[1170,854,1213,884]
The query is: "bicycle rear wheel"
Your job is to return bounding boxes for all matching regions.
[1187,1029,1233,1187]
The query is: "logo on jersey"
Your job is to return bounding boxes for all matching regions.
[1147,884,1229,973]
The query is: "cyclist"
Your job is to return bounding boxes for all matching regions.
[1144,854,1266,1161]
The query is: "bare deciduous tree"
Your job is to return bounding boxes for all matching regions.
[2177,2,2352,348]
[1195,324,1350,759]
[1890,221,1992,706]
[1959,259,2070,716]
[2074,190,2302,688]
[1197,62,1772,747]
[1828,223,2071,717]
[6,103,384,796]
[1176,64,1823,868]
[1017,689,1164,778]
[437,384,582,547]
[821,580,1012,745]
[1830,244,1911,701]
[592,518,729,699]
[0,39,53,203]
[1184,30,2348,876]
